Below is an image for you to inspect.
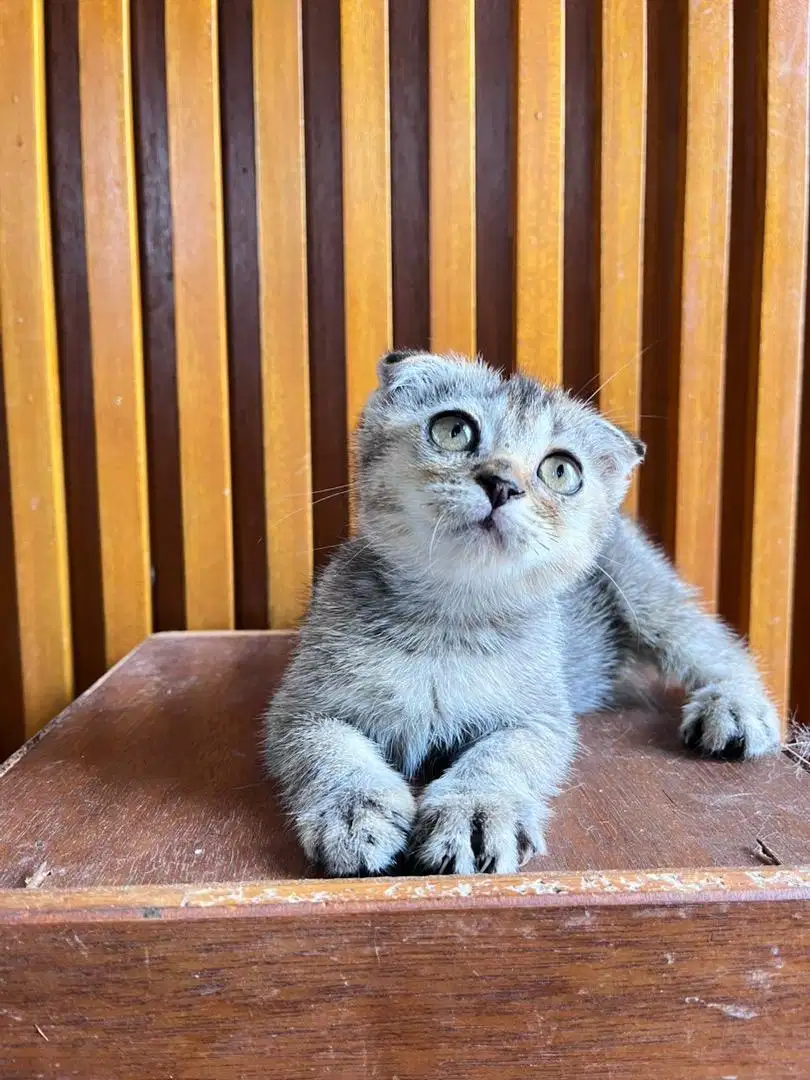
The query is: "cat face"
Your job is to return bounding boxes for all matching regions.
[355,352,644,592]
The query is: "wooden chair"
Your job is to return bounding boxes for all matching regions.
[0,2,809,1076]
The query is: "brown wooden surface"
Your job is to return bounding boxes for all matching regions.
[219,0,268,632]
[599,0,646,515]
[1,632,808,893]
[254,0,313,626]
[748,0,810,719]
[46,0,107,696]
[1,882,809,1079]
[340,0,393,441]
[515,0,565,384]
[429,0,476,355]
[674,0,733,608]
[1,631,809,1077]
[79,0,152,669]
[0,0,73,738]
[165,0,234,629]
[4,0,810,763]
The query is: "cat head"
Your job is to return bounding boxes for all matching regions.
[354,351,645,594]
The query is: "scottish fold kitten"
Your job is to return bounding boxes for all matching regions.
[265,351,780,877]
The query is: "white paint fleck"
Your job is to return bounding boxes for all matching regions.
[664,952,675,965]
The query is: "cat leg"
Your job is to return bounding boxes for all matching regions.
[411,718,577,875]
[265,713,416,876]
[607,519,781,758]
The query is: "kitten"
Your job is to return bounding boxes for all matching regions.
[265,351,781,877]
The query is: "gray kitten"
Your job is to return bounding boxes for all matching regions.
[265,351,781,877]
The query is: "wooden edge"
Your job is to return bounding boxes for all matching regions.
[1,866,809,923]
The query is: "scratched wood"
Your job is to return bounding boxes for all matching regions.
[1,632,808,892]
[0,0,73,737]
[674,0,733,608]
[0,626,807,1079]
[429,0,476,356]
[600,0,647,515]
[1,896,808,1078]
[340,0,393,438]
[514,0,565,384]
[748,0,810,723]
[165,0,234,629]
[78,0,151,666]
[253,0,313,627]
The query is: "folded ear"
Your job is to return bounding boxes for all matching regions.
[376,349,431,390]
[593,418,646,480]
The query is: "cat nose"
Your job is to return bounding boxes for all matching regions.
[476,471,525,510]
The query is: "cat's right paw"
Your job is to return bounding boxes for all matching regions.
[680,682,781,760]
[296,773,416,877]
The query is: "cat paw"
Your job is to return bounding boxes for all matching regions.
[296,774,416,877]
[411,786,549,875]
[680,682,781,760]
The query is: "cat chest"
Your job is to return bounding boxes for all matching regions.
[349,634,547,753]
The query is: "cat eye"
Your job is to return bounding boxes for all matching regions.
[429,412,479,452]
[538,452,583,495]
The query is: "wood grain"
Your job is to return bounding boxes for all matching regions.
[0,0,73,736]
[165,0,234,629]
[639,0,687,553]
[718,0,767,636]
[674,0,733,607]
[301,0,349,565]
[1,631,808,1075]
[475,0,514,373]
[515,0,565,383]
[340,0,393,438]
[429,0,476,355]
[1,632,808,892]
[563,0,601,396]
[599,0,647,515]
[219,0,268,631]
[0,894,809,1077]
[254,0,313,627]
[390,0,430,350]
[45,0,107,693]
[131,0,187,633]
[78,0,152,666]
[748,0,810,721]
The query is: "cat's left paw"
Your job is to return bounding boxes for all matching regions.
[411,785,549,875]
[680,682,781,759]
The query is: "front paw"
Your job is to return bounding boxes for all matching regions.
[412,784,549,875]
[296,773,416,877]
[680,682,781,759]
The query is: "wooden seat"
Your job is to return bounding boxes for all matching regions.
[1,632,809,1078]
[2,631,810,889]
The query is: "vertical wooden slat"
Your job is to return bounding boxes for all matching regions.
[302,0,349,566]
[0,0,73,734]
[254,0,313,627]
[165,0,234,629]
[46,0,107,693]
[78,0,151,666]
[220,0,268,630]
[131,0,186,634]
[429,0,476,356]
[749,0,810,720]
[515,0,565,383]
[674,0,733,607]
[599,0,647,515]
[340,0,392,436]
[475,0,515,373]
[390,0,430,351]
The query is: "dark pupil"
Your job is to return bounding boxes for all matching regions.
[451,423,463,439]
[556,462,565,478]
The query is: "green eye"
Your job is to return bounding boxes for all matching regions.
[538,453,582,495]
[429,412,478,452]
